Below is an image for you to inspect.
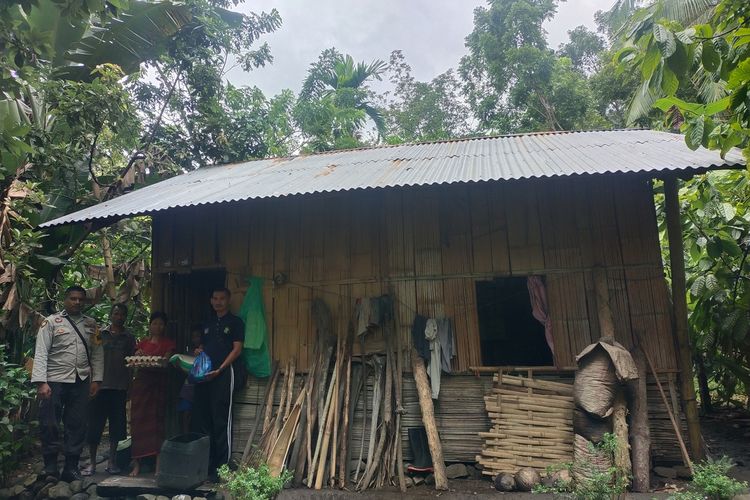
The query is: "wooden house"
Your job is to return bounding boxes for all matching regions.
[43,130,745,472]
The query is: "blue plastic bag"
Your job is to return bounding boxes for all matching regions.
[189,351,212,383]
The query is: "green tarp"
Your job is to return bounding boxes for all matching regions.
[238,276,271,377]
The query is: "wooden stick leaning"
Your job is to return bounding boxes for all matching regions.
[641,344,694,475]
[330,334,342,485]
[410,347,448,490]
[308,365,337,487]
[241,361,279,465]
[262,365,281,434]
[290,355,318,485]
[268,389,306,477]
[337,325,353,488]
[359,356,383,487]
[313,365,339,489]
[358,342,393,490]
[354,339,368,484]
[389,304,406,492]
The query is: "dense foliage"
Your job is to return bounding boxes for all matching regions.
[616,0,750,407]
[0,346,35,483]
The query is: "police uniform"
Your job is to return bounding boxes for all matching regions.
[191,312,244,473]
[32,311,104,476]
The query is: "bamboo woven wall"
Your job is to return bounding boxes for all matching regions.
[152,173,677,372]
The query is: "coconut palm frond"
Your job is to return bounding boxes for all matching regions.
[360,103,386,138]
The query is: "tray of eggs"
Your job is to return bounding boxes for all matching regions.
[125,355,169,368]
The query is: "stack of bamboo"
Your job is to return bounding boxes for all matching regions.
[476,373,574,475]
[239,297,406,491]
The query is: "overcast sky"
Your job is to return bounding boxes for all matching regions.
[226,0,606,96]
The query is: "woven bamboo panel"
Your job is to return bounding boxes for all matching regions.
[152,176,678,373]
[477,373,574,475]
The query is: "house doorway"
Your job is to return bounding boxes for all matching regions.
[476,277,552,366]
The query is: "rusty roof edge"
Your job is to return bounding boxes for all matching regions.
[38,159,745,229]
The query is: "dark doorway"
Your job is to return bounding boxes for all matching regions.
[161,268,227,353]
[476,277,552,366]
[158,268,226,438]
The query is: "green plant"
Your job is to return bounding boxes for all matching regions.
[217,463,292,500]
[671,456,748,500]
[533,462,575,494]
[534,433,629,499]
[0,345,35,484]
[574,433,630,500]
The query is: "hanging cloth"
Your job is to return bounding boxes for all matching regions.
[436,318,455,373]
[425,318,441,399]
[238,276,271,377]
[527,275,554,357]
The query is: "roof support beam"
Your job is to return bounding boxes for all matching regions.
[663,175,704,461]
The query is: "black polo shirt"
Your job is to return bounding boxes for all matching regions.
[202,312,244,367]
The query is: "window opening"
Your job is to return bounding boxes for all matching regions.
[476,277,553,366]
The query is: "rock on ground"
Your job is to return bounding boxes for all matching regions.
[654,466,678,479]
[446,463,469,479]
[47,482,72,499]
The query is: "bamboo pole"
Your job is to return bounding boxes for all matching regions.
[641,344,694,475]
[410,348,448,490]
[241,362,279,465]
[262,366,281,434]
[337,334,353,488]
[630,347,651,492]
[391,299,406,493]
[308,366,337,487]
[663,175,705,461]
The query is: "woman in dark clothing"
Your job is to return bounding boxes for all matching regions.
[129,311,175,476]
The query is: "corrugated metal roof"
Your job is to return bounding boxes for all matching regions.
[41,129,745,228]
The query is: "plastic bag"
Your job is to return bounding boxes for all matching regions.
[169,354,196,374]
[188,351,212,383]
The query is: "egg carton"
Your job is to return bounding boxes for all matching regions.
[125,355,169,368]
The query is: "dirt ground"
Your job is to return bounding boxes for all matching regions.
[4,408,750,498]
[701,407,750,485]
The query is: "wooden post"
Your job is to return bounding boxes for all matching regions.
[612,390,632,484]
[629,347,651,492]
[410,348,448,490]
[663,176,705,461]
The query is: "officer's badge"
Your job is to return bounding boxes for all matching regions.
[224,326,230,334]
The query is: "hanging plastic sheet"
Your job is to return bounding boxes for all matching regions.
[238,276,271,377]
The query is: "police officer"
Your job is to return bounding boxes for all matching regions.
[31,285,104,481]
[191,286,244,479]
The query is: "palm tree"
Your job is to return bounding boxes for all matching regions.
[299,49,387,140]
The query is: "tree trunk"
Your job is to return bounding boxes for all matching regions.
[695,353,713,414]
[101,232,116,300]
[629,348,651,493]
[410,348,448,490]
[664,176,705,461]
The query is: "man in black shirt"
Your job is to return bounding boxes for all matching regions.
[191,287,244,476]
